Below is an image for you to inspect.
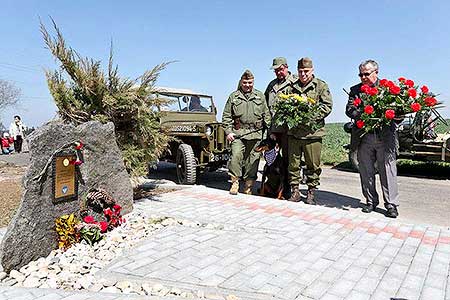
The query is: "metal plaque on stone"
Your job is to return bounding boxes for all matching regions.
[52,153,78,203]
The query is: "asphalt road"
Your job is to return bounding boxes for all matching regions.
[2,153,449,227]
[150,161,450,228]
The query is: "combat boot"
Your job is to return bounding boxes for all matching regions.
[288,185,301,202]
[243,180,255,195]
[229,176,239,195]
[305,187,317,205]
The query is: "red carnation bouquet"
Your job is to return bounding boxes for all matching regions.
[353,77,440,133]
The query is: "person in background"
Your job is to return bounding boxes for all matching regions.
[1,132,13,154]
[9,115,26,153]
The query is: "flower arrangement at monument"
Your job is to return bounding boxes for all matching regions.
[272,93,322,131]
[55,213,80,250]
[353,77,440,133]
[55,204,125,250]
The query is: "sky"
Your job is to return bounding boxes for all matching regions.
[1,0,450,128]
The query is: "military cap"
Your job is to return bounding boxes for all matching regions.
[298,57,313,69]
[270,57,287,70]
[241,69,254,80]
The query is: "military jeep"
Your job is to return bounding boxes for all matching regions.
[154,87,230,184]
[344,109,450,170]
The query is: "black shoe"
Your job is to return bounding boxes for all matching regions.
[386,206,399,218]
[305,188,317,205]
[362,204,374,213]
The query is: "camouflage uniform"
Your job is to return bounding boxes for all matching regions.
[222,71,271,194]
[286,58,333,203]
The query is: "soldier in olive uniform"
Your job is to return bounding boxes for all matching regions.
[222,70,271,195]
[286,57,333,204]
[264,57,297,198]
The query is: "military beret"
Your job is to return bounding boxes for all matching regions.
[298,57,313,69]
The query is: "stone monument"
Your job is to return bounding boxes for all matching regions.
[0,121,133,272]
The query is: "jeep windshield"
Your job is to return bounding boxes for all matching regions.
[154,87,215,113]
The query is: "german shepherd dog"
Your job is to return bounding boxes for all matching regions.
[255,137,285,199]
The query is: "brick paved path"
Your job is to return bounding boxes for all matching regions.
[2,186,450,299]
[102,187,450,300]
[0,286,198,300]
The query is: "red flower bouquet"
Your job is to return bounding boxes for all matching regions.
[354,77,441,133]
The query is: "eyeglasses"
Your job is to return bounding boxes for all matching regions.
[358,70,377,77]
[298,68,312,74]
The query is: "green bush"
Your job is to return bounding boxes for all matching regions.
[321,123,349,166]
[40,19,171,176]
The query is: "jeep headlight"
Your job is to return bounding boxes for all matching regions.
[205,126,213,136]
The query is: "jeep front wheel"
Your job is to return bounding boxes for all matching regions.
[176,144,197,184]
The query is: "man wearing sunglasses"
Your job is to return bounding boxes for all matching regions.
[285,57,333,204]
[345,60,400,218]
[264,57,298,198]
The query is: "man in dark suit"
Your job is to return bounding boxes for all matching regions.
[345,60,399,218]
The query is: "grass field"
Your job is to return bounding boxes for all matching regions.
[322,119,450,167]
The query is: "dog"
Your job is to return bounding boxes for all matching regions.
[255,137,285,199]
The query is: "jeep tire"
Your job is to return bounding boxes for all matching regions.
[176,144,197,184]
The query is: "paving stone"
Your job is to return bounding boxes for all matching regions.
[423,272,447,290]
[370,289,395,300]
[317,267,343,283]
[341,266,366,282]
[301,280,330,299]
[328,278,355,298]
[420,286,445,299]
[344,290,370,300]
[320,294,344,300]
[278,283,307,300]
[353,276,379,295]
[396,287,420,300]
[376,277,402,295]
[295,269,321,286]
[401,273,425,290]
[385,263,409,279]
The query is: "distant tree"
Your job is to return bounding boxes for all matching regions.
[0,79,21,111]
[40,19,171,176]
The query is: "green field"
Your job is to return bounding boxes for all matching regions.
[322,119,450,167]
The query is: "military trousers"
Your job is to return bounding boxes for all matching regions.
[228,139,261,180]
[288,137,322,187]
[357,132,399,208]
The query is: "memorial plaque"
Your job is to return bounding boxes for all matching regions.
[52,153,78,203]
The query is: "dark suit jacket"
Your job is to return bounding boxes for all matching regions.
[345,82,399,153]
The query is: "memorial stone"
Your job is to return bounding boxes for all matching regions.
[0,120,133,272]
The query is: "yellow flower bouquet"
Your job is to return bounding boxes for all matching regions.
[272,93,322,130]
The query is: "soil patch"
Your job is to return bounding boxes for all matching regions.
[0,161,26,227]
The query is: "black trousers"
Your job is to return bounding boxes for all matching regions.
[14,135,23,153]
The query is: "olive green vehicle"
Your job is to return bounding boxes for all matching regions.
[344,110,450,170]
[154,87,230,184]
